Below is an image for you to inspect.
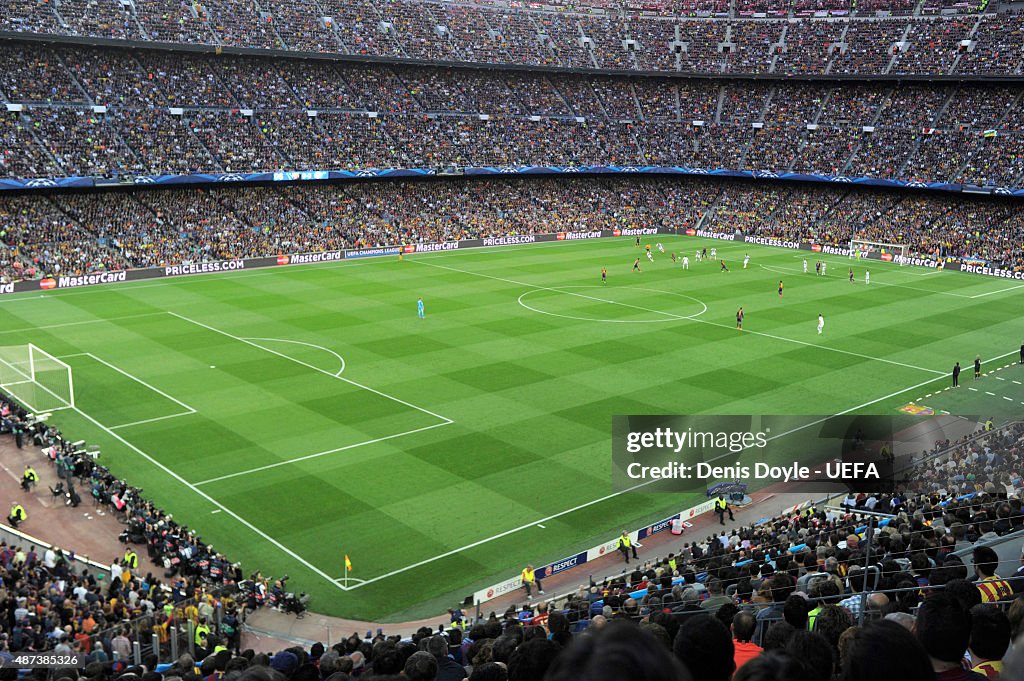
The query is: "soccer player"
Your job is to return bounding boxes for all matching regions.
[646,244,652,255]
[743,253,750,269]
[682,255,689,270]
[646,249,654,263]
[701,247,708,261]
[695,249,701,262]
[1020,340,1023,364]
[636,235,641,247]
[952,361,960,387]
[815,260,821,276]
[778,280,784,298]
[822,262,827,276]
[803,259,808,274]
[633,258,641,272]
[736,307,744,330]
[817,313,824,335]
[975,355,982,379]
[710,247,717,259]
[417,297,425,319]
[865,270,870,285]
[721,260,729,272]
[601,267,607,284]
[657,243,665,253]
[849,268,854,283]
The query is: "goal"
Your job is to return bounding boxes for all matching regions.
[0,344,75,413]
[849,239,909,265]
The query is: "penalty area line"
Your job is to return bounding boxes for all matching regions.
[70,406,351,594]
[193,420,454,486]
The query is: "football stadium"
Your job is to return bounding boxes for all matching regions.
[0,0,1022,679]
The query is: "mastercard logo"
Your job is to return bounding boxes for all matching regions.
[402,245,416,253]
[556,233,566,240]
[39,278,56,290]
[685,229,696,236]
[881,253,893,262]
[612,229,622,237]
[811,244,822,252]
[276,255,289,265]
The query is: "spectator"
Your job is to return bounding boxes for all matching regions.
[731,610,763,673]
[914,593,985,680]
[967,605,1010,679]
[543,621,691,681]
[838,620,933,681]
[673,615,735,681]
[973,547,1013,603]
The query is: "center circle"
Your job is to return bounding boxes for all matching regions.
[518,286,707,324]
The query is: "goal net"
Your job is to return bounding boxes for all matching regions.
[849,239,909,265]
[0,344,75,413]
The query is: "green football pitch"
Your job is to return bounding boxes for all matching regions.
[0,234,1021,621]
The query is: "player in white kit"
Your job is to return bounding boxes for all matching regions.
[682,256,689,270]
[743,254,750,269]
[803,259,808,274]
[865,270,870,284]
[817,313,825,335]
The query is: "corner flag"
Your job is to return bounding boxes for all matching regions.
[344,555,353,572]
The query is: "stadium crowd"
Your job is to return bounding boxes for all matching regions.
[2,176,1022,285]
[4,381,1024,679]
[1,45,1023,189]
[0,0,1017,76]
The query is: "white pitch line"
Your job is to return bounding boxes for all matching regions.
[986,391,996,396]
[418,260,946,376]
[84,353,196,414]
[71,406,351,594]
[1014,381,1022,385]
[241,337,346,376]
[194,421,453,486]
[969,282,1024,298]
[760,263,969,298]
[339,370,953,591]
[969,387,978,391]
[0,311,166,335]
[1003,396,1013,401]
[109,411,196,430]
[169,312,452,424]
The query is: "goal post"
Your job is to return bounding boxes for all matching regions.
[849,239,909,265]
[0,344,75,412]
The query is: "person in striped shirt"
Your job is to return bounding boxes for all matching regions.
[973,546,1013,603]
